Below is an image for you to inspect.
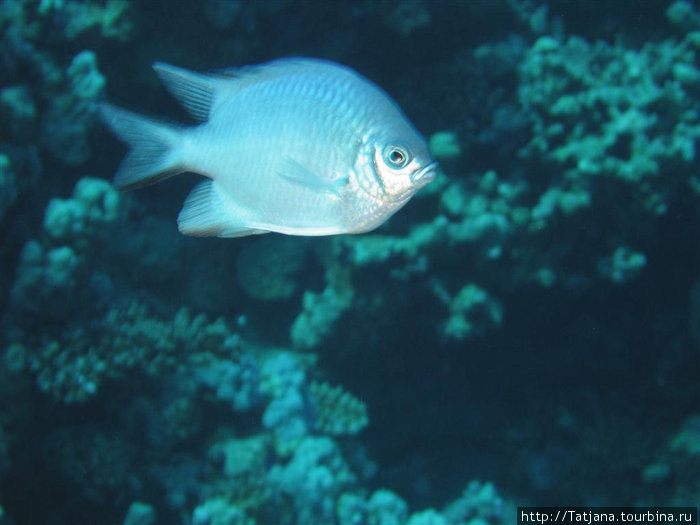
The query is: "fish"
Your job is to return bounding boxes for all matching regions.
[99,58,437,237]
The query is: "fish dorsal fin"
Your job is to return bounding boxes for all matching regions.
[277,156,348,195]
[155,59,354,121]
[215,58,355,88]
[216,57,337,78]
[153,62,227,121]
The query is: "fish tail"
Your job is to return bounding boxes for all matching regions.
[99,103,184,191]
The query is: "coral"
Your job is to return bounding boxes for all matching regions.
[192,498,253,525]
[10,240,82,317]
[204,435,272,512]
[337,481,505,525]
[666,414,700,505]
[405,510,449,525]
[337,492,367,525]
[431,282,503,341]
[65,0,131,41]
[337,489,409,525]
[6,176,124,320]
[194,352,261,412]
[367,489,409,525]
[290,284,351,349]
[0,86,36,142]
[443,480,504,524]
[41,50,105,165]
[122,501,155,525]
[262,385,310,447]
[290,248,354,349]
[268,436,356,524]
[429,131,462,161]
[210,435,271,480]
[383,0,430,36]
[0,1,697,522]
[309,381,369,436]
[43,177,123,246]
[6,301,237,403]
[259,352,371,450]
[36,0,132,40]
[529,186,591,229]
[597,246,647,284]
[670,414,700,457]
[339,170,523,281]
[519,33,700,216]
[260,352,307,398]
[666,1,700,31]
[261,353,312,450]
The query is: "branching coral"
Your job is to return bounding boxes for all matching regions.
[5,301,238,403]
[290,244,354,350]
[519,31,700,216]
[267,436,356,525]
[308,381,369,436]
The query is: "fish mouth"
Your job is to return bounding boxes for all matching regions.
[410,161,438,185]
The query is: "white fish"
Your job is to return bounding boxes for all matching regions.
[99,58,437,237]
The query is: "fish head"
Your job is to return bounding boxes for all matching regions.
[358,131,437,203]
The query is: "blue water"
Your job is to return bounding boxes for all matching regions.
[0,1,698,524]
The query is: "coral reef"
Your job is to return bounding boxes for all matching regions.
[0,0,697,523]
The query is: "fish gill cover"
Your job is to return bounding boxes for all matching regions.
[0,1,698,524]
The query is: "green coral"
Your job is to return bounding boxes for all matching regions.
[598,246,647,284]
[7,301,236,403]
[38,0,131,40]
[429,131,462,160]
[205,435,272,512]
[10,241,82,316]
[290,245,354,349]
[519,32,700,215]
[0,86,36,142]
[43,177,123,245]
[309,381,369,436]
[670,414,700,457]
[192,498,253,525]
[431,282,503,341]
[122,501,156,525]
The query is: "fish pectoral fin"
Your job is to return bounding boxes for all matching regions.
[277,157,347,195]
[178,181,268,238]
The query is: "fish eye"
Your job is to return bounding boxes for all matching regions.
[383,146,410,169]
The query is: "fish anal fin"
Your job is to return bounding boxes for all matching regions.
[178,181,267,238]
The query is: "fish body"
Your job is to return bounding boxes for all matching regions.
[100,58,436,237]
